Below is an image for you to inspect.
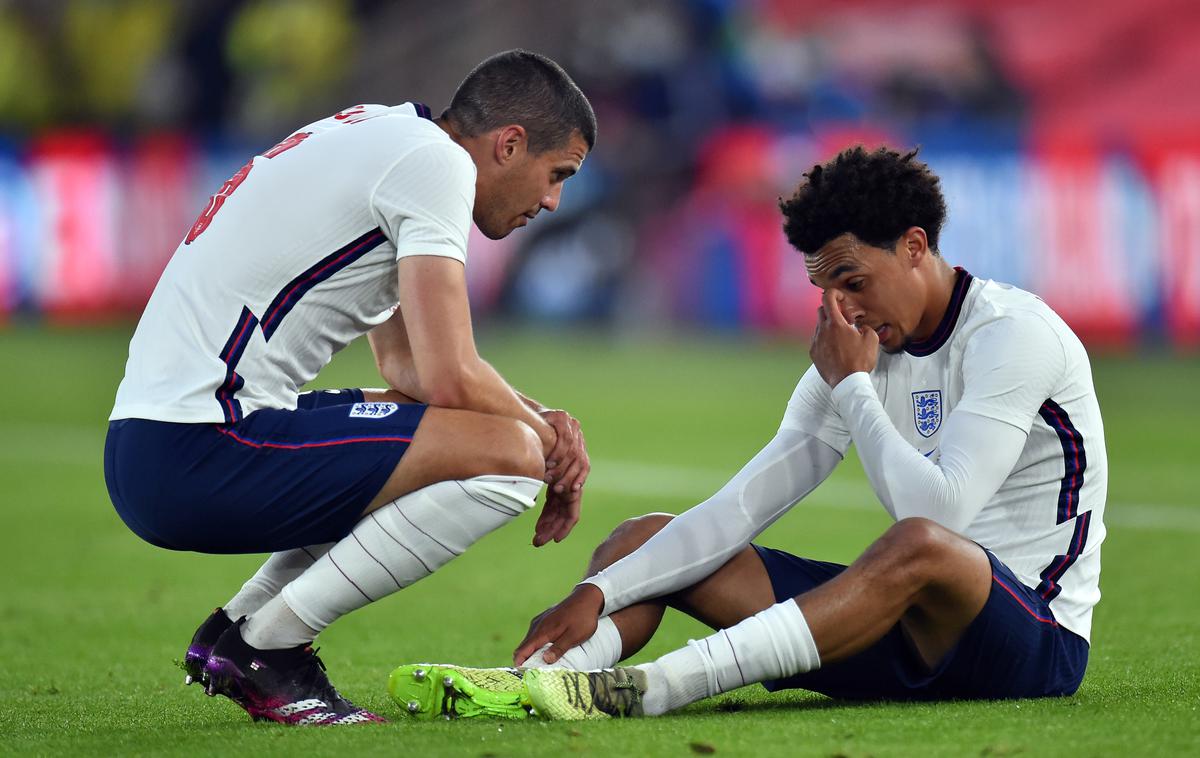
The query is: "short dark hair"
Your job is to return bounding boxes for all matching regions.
[780,146,947,255]
[443,49,596,154]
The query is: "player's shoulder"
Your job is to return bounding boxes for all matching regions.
[958,276,1090,374]
[964,277,1073,343]
[305,103,464,160]
[302,103,432,133]
[368,106,474,175]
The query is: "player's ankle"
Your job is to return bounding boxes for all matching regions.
[241,595,319,650]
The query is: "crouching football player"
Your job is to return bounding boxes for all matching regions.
[103,51,596,725]
[390,146,1106,720]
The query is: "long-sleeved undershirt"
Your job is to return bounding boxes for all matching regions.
[585,314,1065,616]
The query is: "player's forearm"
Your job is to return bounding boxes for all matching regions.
[422,358,555,453]
[368,313,427,400]
[830,373,1020,532]
[585,429,840,615]
[376,357,426,402]
[515,390,547,413]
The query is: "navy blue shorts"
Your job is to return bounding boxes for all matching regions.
[104,390,426,554]
[753,544,1089,700]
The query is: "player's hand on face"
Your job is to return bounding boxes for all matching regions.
[810,288,879,387]
[540,409,590,497]
[513,583,604,666]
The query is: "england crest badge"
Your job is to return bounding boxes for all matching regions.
[912,390,942,438]
[349,401,398,419]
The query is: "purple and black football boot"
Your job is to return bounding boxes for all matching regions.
[202,620,386,725]
[182,608,234,686]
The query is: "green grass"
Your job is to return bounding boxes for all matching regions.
[1,325,1197,755]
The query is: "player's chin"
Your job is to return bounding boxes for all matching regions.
[480,217,527,240]
[878,329,906,354]
[478,224,511,241]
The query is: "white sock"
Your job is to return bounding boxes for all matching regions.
[520,616,623,670]
[242,593,320,649]
[223,544,333,620]
[639,600,820,715]
[240,476,541,649]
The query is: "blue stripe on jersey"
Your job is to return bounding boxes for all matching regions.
[260,228,386,340]
[1038,399,1087,524]
[215,306,260,423]
[414,102,433,120]
[212,227,387,421]
[905,268,973,357]
[1034,397,1091,603]
[1035,510,1092,602]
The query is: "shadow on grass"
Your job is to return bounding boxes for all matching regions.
[694,690,1072,717]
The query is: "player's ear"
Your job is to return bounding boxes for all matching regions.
[493,125,527,165]
[901,226,929,268]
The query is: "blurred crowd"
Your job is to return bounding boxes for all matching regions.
[0,0,1198,346]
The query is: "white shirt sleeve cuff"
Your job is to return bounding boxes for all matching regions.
[829,371,875,409]
[577,577,615,617]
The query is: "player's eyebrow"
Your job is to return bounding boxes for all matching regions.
[808,262,859,287]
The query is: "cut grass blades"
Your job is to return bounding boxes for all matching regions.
[0,325,1197,755]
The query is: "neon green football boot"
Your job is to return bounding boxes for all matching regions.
[387,664,533,720]
[523,667,647,720]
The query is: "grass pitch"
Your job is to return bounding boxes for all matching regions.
[0,325,1196,756]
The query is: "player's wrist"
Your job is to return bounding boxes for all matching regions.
[830,370,871,392]
[536,420,558,458]
[824,370,849,388]
[572,581,606,616]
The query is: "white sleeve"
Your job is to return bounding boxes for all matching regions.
[829,315,1066,532]
[584,427,842,616]
[779,364,854,455]
[370,142,476,264]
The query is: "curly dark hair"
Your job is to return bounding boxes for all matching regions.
[779,146,947,256]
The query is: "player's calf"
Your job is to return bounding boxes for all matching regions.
[271,475,542,649]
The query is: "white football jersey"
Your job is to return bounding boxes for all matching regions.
[111,103,475,423]
[783,270,1108,641]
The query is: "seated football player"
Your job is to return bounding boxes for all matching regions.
[103,51,595,726]
[389,145,1106,720]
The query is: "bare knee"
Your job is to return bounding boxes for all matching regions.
[491,418,545,481]
[868,517,961,588]
[609,513,674,549]
[587,513,675,575]
[882,517,955,554]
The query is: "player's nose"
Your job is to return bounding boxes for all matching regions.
[838,295,864,323]
[541,185,562,213]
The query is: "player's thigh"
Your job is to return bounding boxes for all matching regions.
[296,388,419,408]
[366,407,544,511]
[881,519,993,666]
[360,388,419,404]
[105,398,428,553]
[750,543,943,701]
[930,550,1090,699]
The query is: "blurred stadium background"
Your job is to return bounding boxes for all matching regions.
[3,2,1199,753]
[0,0,1198,346]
